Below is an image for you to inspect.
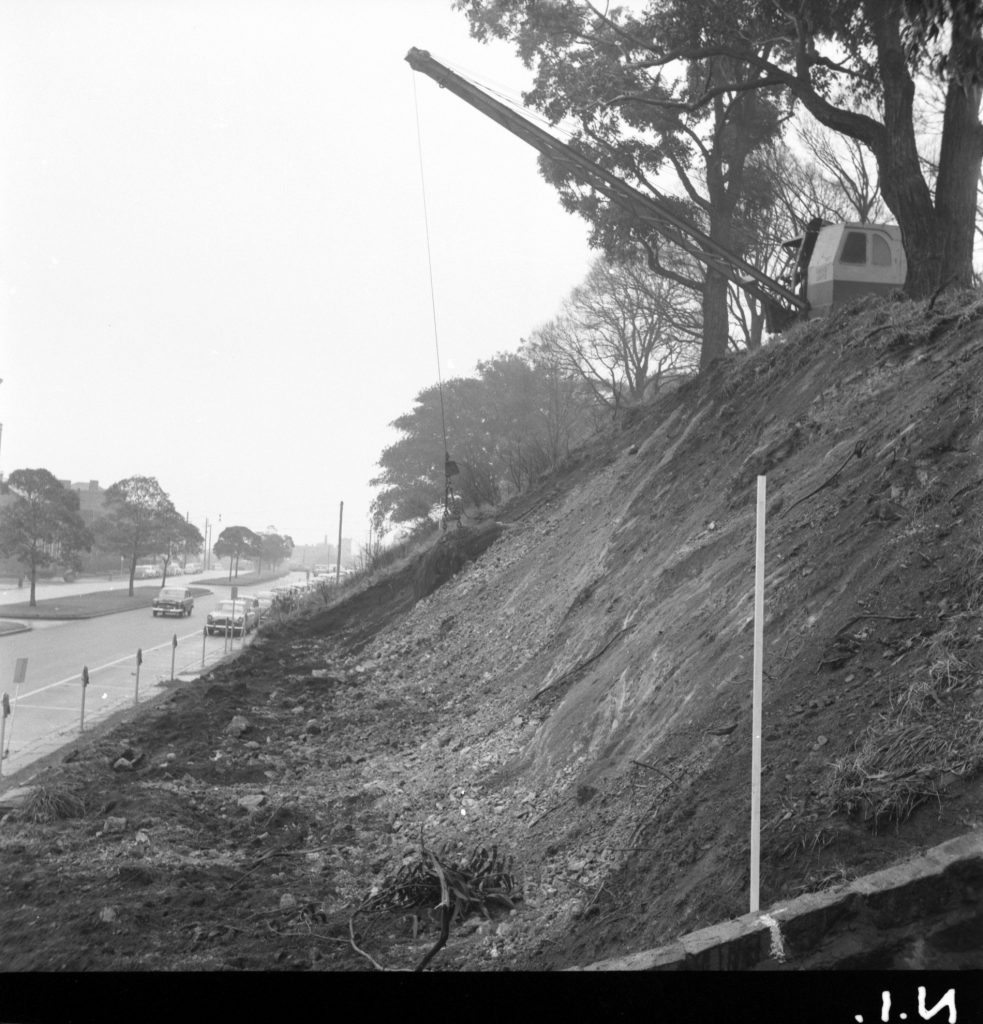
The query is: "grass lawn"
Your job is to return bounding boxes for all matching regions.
[1,586,212,620]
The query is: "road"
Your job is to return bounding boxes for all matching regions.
[0,571,304,780]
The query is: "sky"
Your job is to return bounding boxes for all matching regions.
[0,0,594,548]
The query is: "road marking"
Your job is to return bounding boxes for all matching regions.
[14,704,79,712]
[17,628,207,700]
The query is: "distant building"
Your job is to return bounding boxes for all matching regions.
[60,480,106,525]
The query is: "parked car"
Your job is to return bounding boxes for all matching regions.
[135,564,159,580]
[254,591,277,613]
[152,586,195,617]
[184,562,203,575]
[206,598,258,636]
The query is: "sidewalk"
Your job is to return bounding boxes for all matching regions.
[0,630,256,784]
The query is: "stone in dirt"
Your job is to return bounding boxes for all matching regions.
[226,715,250,737]
[102,816,127,834]
[237,794,267,813]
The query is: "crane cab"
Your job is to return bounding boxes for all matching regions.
[781,220,907,318]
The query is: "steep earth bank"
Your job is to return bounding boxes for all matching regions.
[2,292,982,971]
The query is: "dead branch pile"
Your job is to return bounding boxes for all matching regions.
[351,839,519,971]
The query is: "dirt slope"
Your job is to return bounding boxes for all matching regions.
[2,291,982,972]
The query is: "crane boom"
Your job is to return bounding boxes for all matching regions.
[406,48,807,324]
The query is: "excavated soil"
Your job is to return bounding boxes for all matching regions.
[2,292,983,972]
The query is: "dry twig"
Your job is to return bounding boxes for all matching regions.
[782,441,866,518]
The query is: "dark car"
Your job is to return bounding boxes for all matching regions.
[152,586,195,617]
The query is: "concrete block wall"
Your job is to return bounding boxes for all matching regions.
[573,830,983,970]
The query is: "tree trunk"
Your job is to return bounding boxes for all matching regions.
[700,269,731,369]
[935,76,983,290]
[867,2,983,297]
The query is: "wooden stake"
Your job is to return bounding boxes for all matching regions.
[2,660,27,772]
[0,693,8,778]
[134,648,142,706]
[170,633,177,680]
[750,475,766,914]
[80,666,90,733]
[201,626,207,667]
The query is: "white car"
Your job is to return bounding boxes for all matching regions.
[206,599,258,636]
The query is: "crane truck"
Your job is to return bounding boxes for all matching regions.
[405,48,907,332]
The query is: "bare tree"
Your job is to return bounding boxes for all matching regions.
[533,254,701,417]
[795,116,887,224]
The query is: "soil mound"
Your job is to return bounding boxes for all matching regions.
[413,521,504,600]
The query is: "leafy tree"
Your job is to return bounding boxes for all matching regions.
[157,512,203,586]
[258,531,294,573]
[213,525,261,580]
[371,355,594,527]
[97,475,178,596]
[455,1,790,368]
[0,469,92,606]
[457,0,983,312]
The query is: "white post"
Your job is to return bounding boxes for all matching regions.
[170,633,177,680]
[134,648,142,706]
[750,475,766,913]
[335,501,344,586]
[201,626,207,667]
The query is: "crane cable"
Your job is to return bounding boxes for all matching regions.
[411,69,461,527]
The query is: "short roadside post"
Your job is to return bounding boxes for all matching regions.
[171,633,178,681]
[134,648,143,706]
[0,692,10,777]
[201,626,207,667]
[80,666,90,733]
[1,658,28,772]
[231,586,239,650]
[750,475,766,914]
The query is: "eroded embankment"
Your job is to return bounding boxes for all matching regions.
[2,292,982,973]
[332,291,983,968]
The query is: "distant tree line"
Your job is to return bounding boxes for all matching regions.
[0,471,293,605]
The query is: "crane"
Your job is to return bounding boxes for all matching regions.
[406,48,907,331]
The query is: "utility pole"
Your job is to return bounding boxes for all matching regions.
[335,501,344,585]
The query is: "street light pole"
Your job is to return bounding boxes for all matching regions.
[335,501,344,585]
